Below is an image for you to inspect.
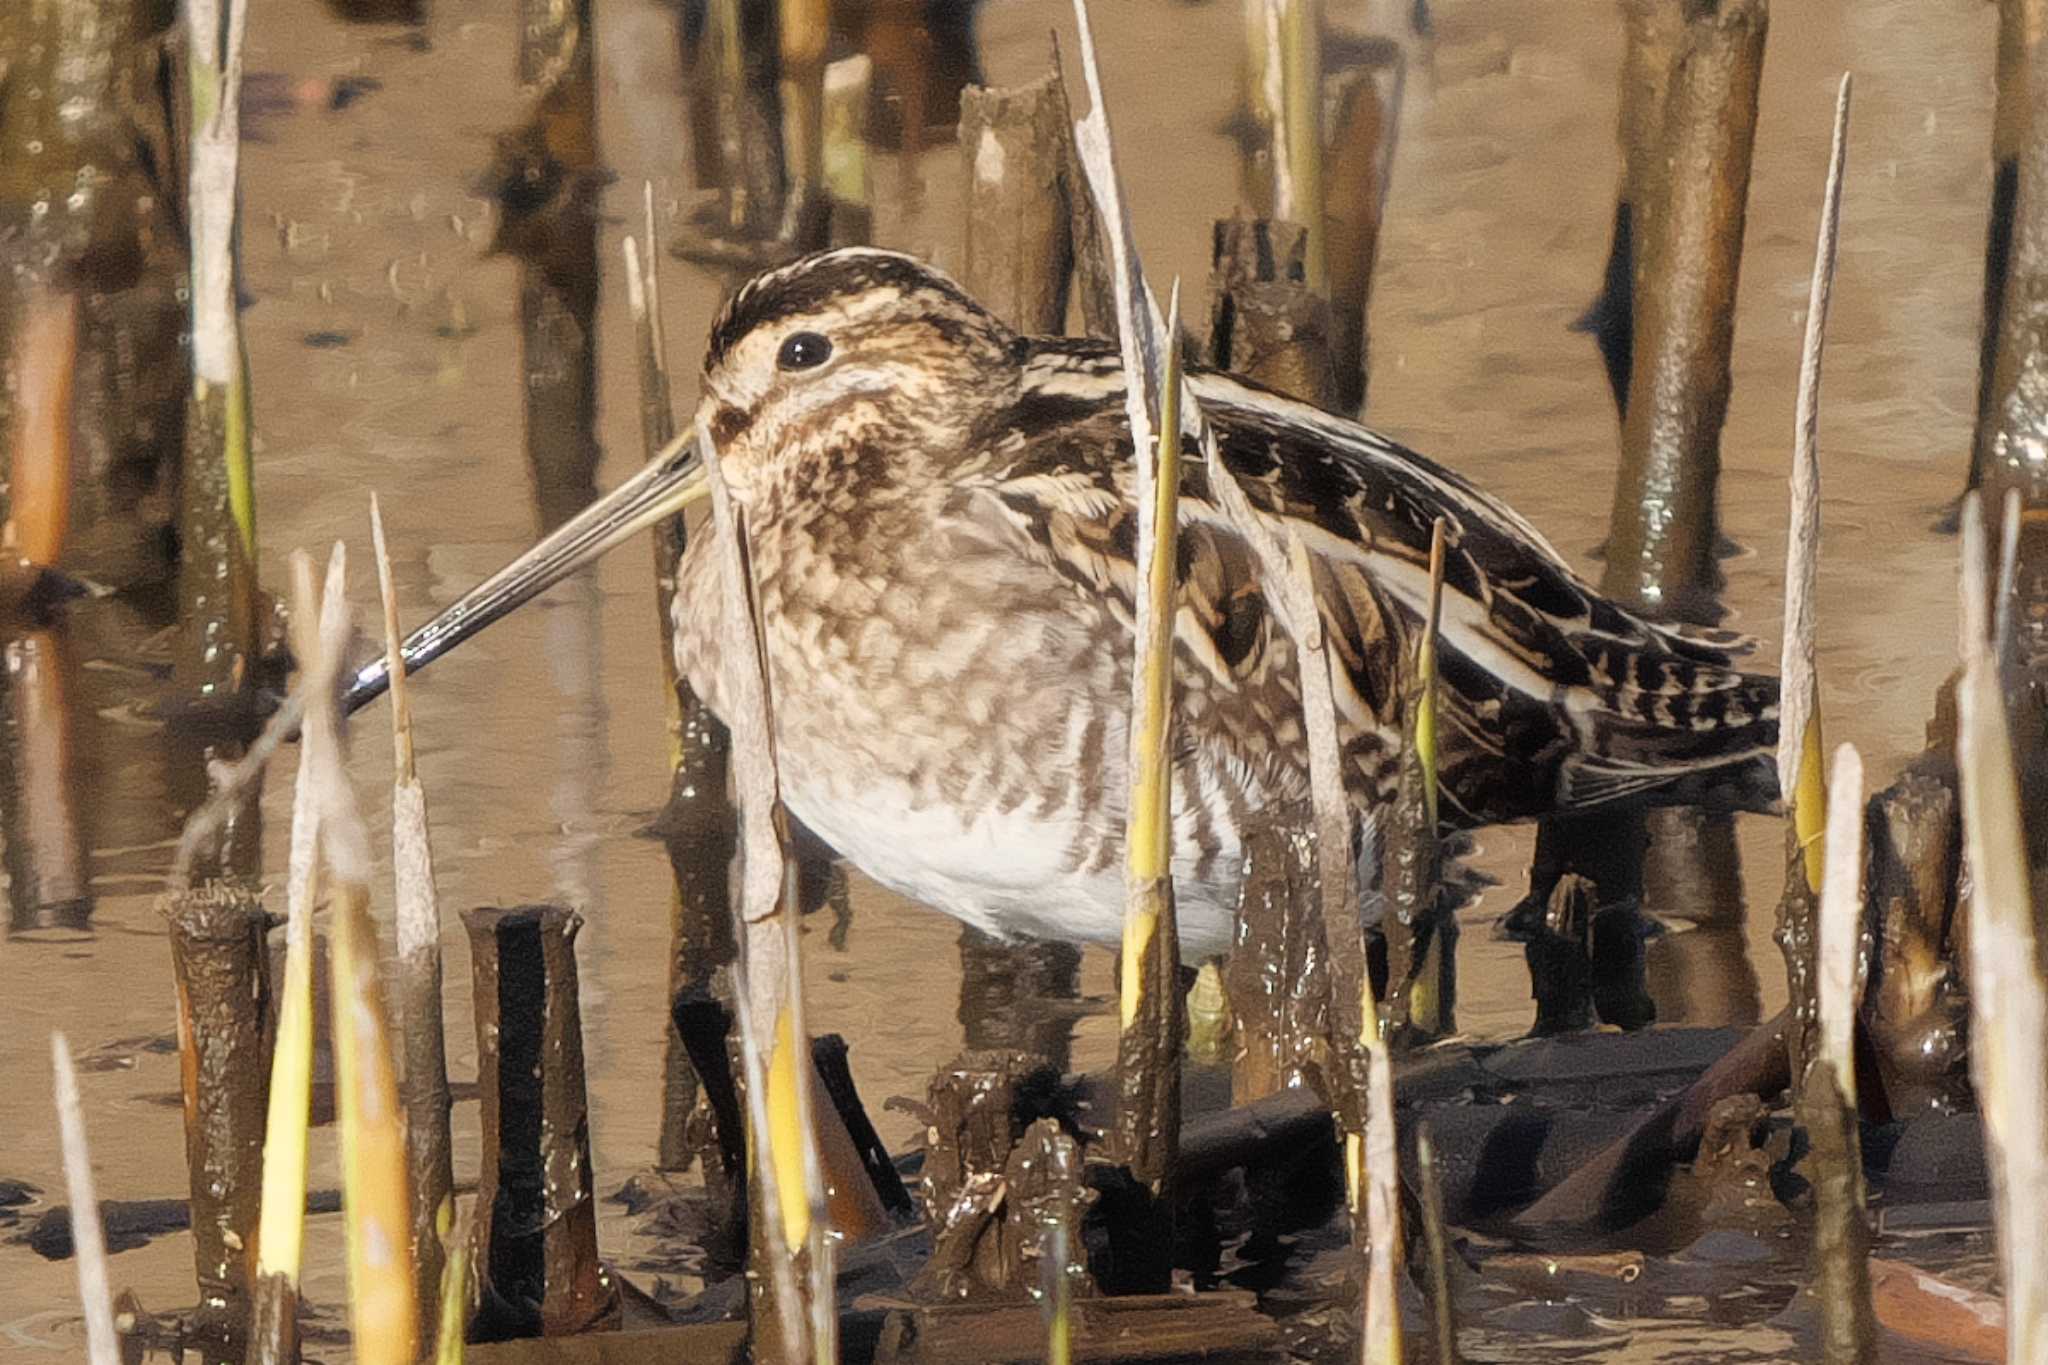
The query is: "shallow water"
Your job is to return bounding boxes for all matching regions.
[0,0,1999,1358]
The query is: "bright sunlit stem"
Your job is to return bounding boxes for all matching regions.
[1120,283,1186,1027]
[766,1004,812,1253]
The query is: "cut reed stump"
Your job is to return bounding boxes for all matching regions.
[1208,217,1338,410]
[464,905,621,1341]
[372,498,455,1325]
[959,72,1076,337]
[164,884,273,1345]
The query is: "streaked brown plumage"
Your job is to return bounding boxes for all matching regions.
[666,248,1779,958]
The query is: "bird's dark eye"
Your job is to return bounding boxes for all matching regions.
[776,331,832,371]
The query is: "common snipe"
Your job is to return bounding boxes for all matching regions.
[345,248,1779,959]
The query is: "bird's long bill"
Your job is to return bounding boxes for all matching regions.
[339,433,707,716]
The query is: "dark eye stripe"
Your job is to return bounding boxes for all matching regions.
[777,331,832,371]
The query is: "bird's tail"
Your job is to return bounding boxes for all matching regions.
[1558,668,1782,817]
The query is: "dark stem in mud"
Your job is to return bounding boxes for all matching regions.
[959,73,1076,336]
[463,905,619,1341]
[1224,819,1330,1103]
[1862,759,1969,1113]
[915,1050,1061,1299]
[1601,0,1764,621]
[1208,218,1337,410]
[165,883,273,1343]
[1801,1059,1876,1363]
[1967,0,2048,501]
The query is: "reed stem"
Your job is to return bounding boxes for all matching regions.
[51,1034,119,1365]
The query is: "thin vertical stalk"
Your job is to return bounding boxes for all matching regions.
[432,1206,473,1365]
[1775,73,1851,1089]
[1116,280,1187,1197]
[177,0,259,702]
[51,1034,118,1365]
[371,496,454,1327]
[1361,1039,1402,1365]
[1381,521,1448,1041]
[311,543,420,1365]
[1957,492,2048,1365]
[696,410,830,1362]
[1246,0,1326,288]
[247,548,346,1365]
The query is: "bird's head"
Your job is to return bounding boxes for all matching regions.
[336,249,1018,715]
[695,248,1018,504]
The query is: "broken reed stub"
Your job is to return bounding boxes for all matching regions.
[1208,217,1337,410]
[165,882,274,1338]
[959,73,1076,336]
[463,904,619,1341]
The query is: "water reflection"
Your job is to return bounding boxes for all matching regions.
[1,628,92,936]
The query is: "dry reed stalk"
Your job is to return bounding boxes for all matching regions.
[51,1033,118,1365]
[1115,280,1188,1200]
[1806,741,1874,1364]
[304,542,419,1363]
[1065,0,1194,1226]
[1361,1039,1402,1364]
[246,548,348,1365]
[695,409,831,1362]
[1775,73,1851,1090]
[371,496,454,1326]
[1957,492,2048,1365]
[4,288,80,571]
[1071,0,1356,1125]
[177,0,259,702]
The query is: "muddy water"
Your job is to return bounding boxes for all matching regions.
[0,0,1994,1358]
